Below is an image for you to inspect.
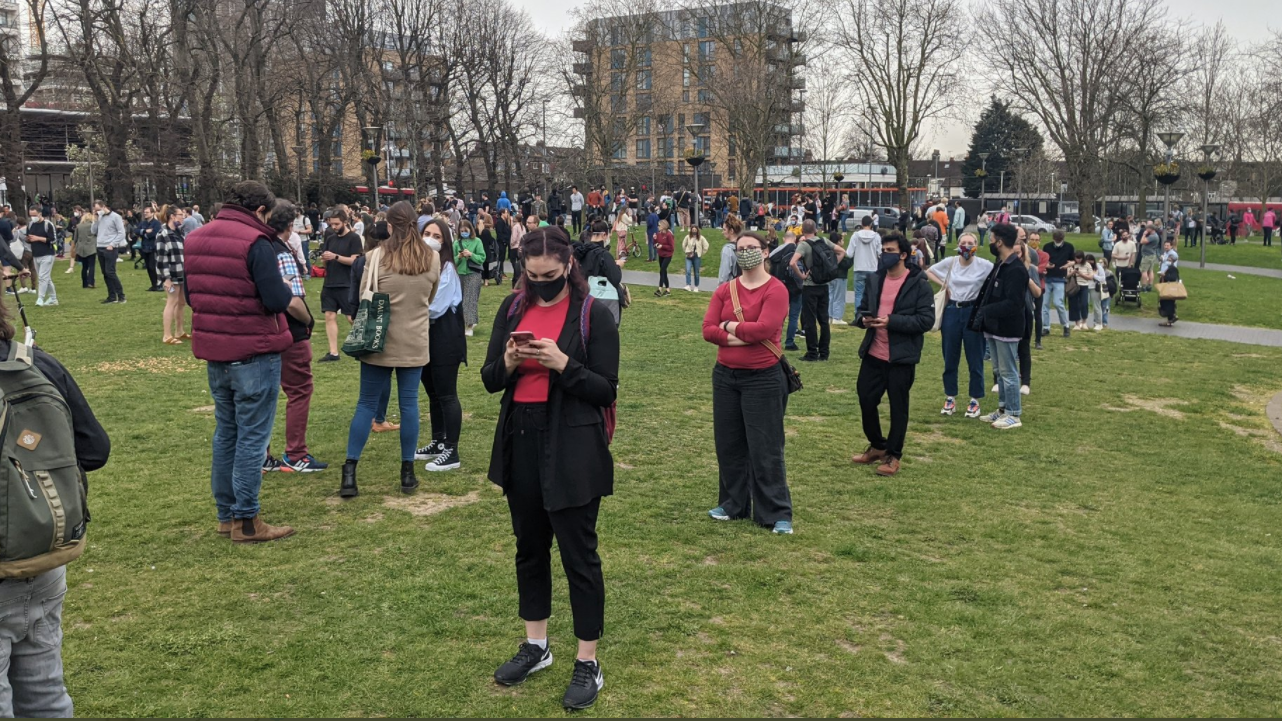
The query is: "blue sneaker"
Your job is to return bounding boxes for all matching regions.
[708,506,731,521]
[282,454,329,473]
[772,520,794,535]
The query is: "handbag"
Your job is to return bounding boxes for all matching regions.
[466,259,483,274]
[1156,281,1187,300]
[930,260,954,332]
[729,280,802,394]
[341,249,390,358]
[1066,273,1081,297]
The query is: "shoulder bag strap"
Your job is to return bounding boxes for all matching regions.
[365,248,380,294]
[728,279,785,360]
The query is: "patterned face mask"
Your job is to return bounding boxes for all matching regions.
[736,247,764,271]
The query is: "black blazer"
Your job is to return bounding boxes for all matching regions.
[482,292,620,511]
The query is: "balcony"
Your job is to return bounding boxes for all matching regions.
[773,122,805,136]
[572,108,586,119]
[570,83,587,98]
[572,38,594,54]
[789,100,805,113]
[788,76,805,91]
[572,62,593,76]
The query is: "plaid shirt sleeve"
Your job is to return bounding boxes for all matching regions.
[277,252,305,297]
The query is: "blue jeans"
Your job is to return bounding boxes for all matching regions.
[685,256,703,287]
[0,567,73,718]
[375,382,391,424]
[941,303,986,399]
[853,271,874,313]
[785,294,802,346]
[346,363,423,461]
[1042,277,1069,329]
[828,277,846,321]
[647,230,657,261]
[1101,296,1111,326]
[989,339,1021,417]
[208,353,282,520]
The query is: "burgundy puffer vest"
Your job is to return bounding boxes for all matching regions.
[185,205,293,363]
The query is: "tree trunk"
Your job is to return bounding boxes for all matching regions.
[893,148,910,210]
[0,109,28,208]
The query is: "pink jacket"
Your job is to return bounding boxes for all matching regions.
[510,221,525,249]
[1263,211,1277,229]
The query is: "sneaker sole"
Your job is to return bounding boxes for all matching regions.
[423,462,461,472]
[495,655,553,686]
[964,411,981,418]
[563,678,603,709]
[338,489,358,498]
[940,409,955,415]
[708,513,731,521]
[413,452,441,461]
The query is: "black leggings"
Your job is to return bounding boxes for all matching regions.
[658,256,672,288]
[79,253,96,288]
[421,362,462,449]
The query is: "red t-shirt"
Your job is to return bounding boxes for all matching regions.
[513,295,570,403]
[702,277,790,369]
[869,272,909,362]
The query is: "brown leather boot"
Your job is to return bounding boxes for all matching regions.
[875,456,901,477]
[851,446,888,465]
[217,520,233,538]
[231,516,296,544]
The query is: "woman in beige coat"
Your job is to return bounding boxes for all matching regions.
[340,200,440,498]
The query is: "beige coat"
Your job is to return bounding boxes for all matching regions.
[361,248,440,368]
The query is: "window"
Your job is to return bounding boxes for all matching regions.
[682,90,690,103]
[693,112,709,126]
[636,69,652,90]
[697,89,711,104]
[658,137,674,158]
[610,72,625,92]
[637,116,651,136]
[734,38,743,54]
[638,48,652,67]
[635,93,652,111]
[611,94,626,112]
[609,27,622,46]
[612,143,627,160]
[683,68,691,87]
[697,17,709,38]
[610,49,626,69]
[683,44,691,63]
[658,114,673,133]
[693,136,710,155]
[698,65,714,85]
[636,139,651,159]
[728,135,737,157]
[698,40,715,61]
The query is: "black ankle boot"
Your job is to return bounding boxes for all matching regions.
[400,460,419,494]
[340,459,359,498]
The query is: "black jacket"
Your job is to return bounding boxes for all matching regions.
[855,264,935,365]
[573,241,622,289]
[482,292,619,511]
[969,253,1029,339]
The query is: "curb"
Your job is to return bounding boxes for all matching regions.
[1268,391,1282,441]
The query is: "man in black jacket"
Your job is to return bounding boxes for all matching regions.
[969,223,1028,429]
[851,232,935,477]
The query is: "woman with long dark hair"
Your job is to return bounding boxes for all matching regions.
[482,226,619,710]
[414,218,467,471]
[340,201,441,498]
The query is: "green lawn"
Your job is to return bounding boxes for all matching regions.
[1065,232,1282,271]
[26,259,1282,716]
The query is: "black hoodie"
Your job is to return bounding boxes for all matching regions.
[572,240,622,290]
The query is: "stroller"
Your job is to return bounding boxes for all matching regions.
[1117,266,1142,307]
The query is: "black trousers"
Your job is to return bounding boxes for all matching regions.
[1033,293,1044,339]
[800,285,830,358]
[711,363,791,526]
[507,403,604,641]
[78,253,96,288]
[98,248,124,300]
[1265,227,1274,246]
[658,256,671,288]
[856,356,915,459]
[421,361,462,449]
[142,250,158,288]
[572,209,583,235]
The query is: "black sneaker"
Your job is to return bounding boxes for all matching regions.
[262,454,283,473]
[562,659,603,710]
[414,440,444,461]
[1062,327,1070,338]
[799,355,820,362]
[100,298,118,304]
[494,642,553,686]
[424,447,460,472]
[1035,341,1044,350]
[318,353,341,362]
[784,344,800,352]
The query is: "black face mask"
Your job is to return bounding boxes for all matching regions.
[989,242,1000,256]
[527,275,567,302]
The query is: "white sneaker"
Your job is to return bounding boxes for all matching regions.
[991,383,999,393]
[63,268,74,274]
[981,410,1005,423]
[1092,324,1103,331]
[465,327,474,337]
[684,285,691,292]
[693,286,700,292]
[42,300,57,307]
[992,415,1023,429]
[35,299,44,307]
[831,319,847,325]
[1019,385,1030,396]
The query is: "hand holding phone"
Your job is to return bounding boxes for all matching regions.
[510,331,536,346]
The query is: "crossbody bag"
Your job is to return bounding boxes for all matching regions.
[729,279,802,394]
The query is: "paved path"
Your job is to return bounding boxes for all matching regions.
[1190,262,1282,280]
[618,268,1282,348]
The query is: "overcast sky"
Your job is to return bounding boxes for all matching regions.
[522,0,1278,156]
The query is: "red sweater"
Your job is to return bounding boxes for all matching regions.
[702,277,789,369]
[513,295,569,403]
[655,230,675,258]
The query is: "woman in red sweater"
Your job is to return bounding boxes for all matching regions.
[653,219,675,296]
[701,231,794,534]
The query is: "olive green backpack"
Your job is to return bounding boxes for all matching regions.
[0,342,89,578]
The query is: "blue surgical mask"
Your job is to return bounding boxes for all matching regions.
[460,232,471,239]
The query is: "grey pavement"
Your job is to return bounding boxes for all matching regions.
[616,267,1282,349]
[1192,262,1282,280]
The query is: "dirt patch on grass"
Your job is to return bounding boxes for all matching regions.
[912,428,964,445]
[190,405,215,413]
[791,416,829,423]
[1232,353,1267,359]
[383,490,481,517]
[880,633,907,664]
[835,639,861,654]
[1217,421,1282,454]
[1102,395,1190,419]
[825,387,849,394]
[90,356,202,375]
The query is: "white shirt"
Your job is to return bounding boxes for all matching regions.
[953,206,966,229]
[292,215,312,236]
[353,220,365,238]
[931,255,995,302]
[570,192,584,211]
[430,261,463,320]
[847,228,882,273]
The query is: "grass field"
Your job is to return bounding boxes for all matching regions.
[24,259,1282,716]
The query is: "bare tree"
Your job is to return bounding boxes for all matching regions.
[802,49,852,191]
[836,0,964,208]
[977,0,1161,231]
[0,0,53,208]
[375,0,442,197]
[1222,32,1282,219]
[1111,20,1188,216]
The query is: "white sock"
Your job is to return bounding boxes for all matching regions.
[528,637,547,649]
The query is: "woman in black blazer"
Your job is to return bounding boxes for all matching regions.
[481,226,619,710]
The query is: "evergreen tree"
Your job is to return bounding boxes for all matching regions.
[961,97,1045,199]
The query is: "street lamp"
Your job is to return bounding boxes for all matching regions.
[1199,143,1220,268]
[932,149,940,198]
[685,122,705,226]
[363,125,383,211]
[1157,131,1184,237]
[292,144,306,206]
[1012,147,1028,214]
[978,152,990,204]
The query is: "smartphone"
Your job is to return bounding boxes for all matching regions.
[510,331,536,346]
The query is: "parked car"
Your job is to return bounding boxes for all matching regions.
[1009,214,1056,233]
[845,207,899,232]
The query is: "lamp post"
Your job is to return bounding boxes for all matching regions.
[292,144,306,205]
[1012,148,1028,215]
[685,122,705,226]
[1157,131,1184,240]
[978,152,989,205]
[1199,143,1220,269]
[932,149,940,199]
[363,125,383,211]
[833,172,845,229]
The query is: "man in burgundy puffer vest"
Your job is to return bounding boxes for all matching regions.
[185,181,296,543]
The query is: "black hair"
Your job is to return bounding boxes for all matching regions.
[882,231,912,256]
[225,180,275,214]
[590,220,609,235]
[509,227,589,317]
[266,199,297,234]
[861,215,873,227]
[991,222,1018,247]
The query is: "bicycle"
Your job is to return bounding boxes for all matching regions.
[619,225,644,259]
